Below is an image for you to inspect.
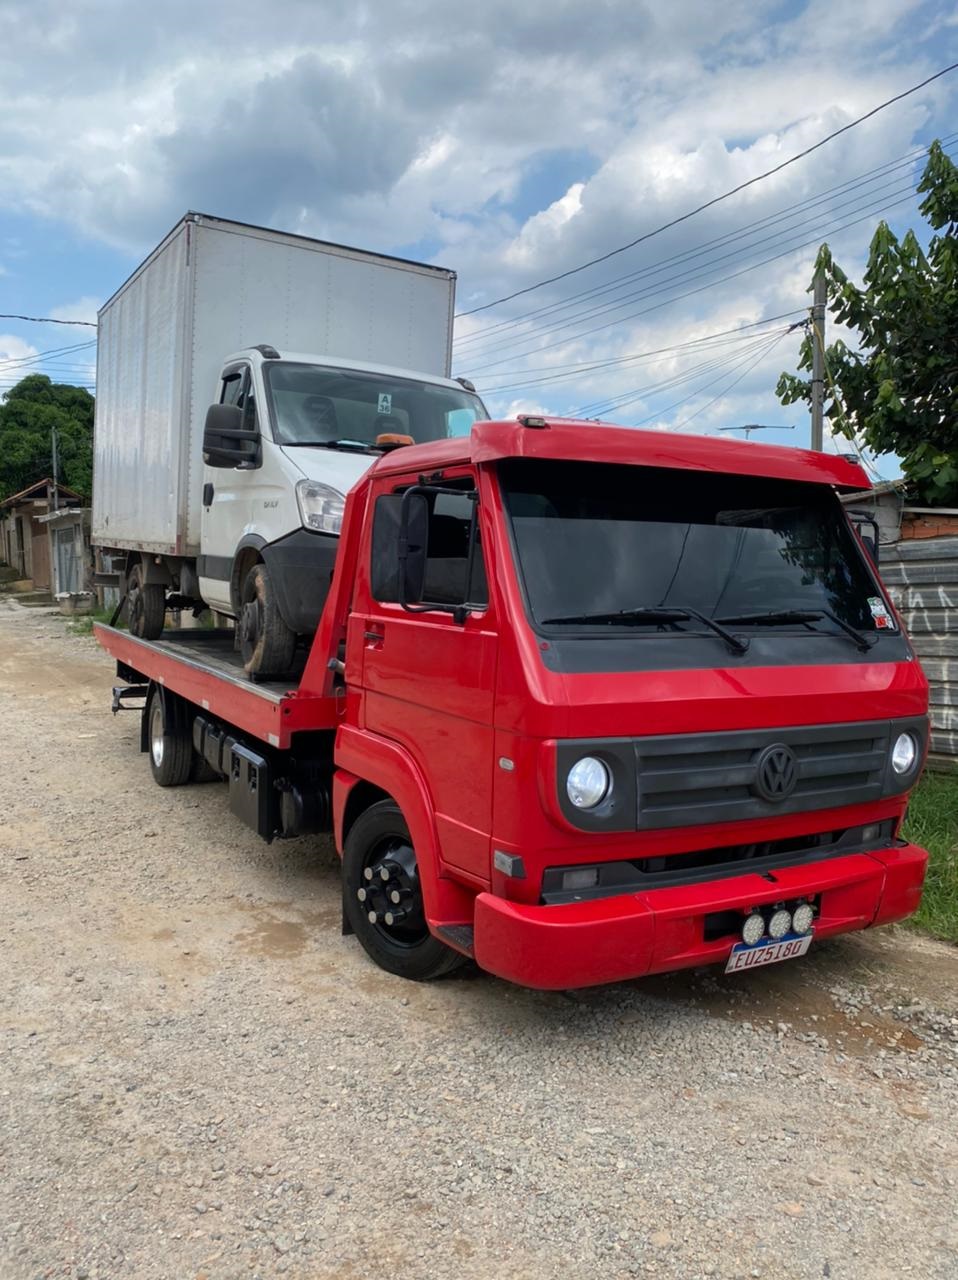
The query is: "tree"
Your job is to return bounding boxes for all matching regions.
[0,374,95,500]
[777,141,958,504]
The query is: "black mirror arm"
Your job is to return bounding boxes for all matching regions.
[397,484,478,623]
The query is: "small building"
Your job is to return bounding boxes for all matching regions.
[0,478,84,591]
[37,505,93,596]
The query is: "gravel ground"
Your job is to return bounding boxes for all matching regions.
[2,601,958,1280]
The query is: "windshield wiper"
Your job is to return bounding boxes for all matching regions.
[715,608,877,652]
[285,439,376,453]
[541,606,749,655]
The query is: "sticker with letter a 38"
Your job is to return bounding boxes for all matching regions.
[867,596,895,629]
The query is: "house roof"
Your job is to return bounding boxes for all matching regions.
[0,477,84,509]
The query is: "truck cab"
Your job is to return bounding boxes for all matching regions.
[330,419,928,985]
[194,347,487,676]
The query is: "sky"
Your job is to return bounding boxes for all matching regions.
[1,0,956,474]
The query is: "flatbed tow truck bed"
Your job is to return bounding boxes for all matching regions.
[95,625,340,747]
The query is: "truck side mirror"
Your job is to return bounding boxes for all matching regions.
[845,509,880,566]
[203,403,261,469]
[397,491,428,606]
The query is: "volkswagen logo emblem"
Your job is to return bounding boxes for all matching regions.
[754,743,797,802]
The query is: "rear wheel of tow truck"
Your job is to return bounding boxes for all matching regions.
[146,689,192,787]
[238,562,297,679]
[126,562,166,639]
[343,800,466,981]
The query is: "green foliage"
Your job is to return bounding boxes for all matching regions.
[903,771,958,944]
[0,374,95,500]
[777,141,958,504]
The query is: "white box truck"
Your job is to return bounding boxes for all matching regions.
[93,212,487,676]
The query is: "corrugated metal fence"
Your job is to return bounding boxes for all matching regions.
[881,535,958,768]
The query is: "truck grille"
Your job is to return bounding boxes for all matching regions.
[635,721,894,830]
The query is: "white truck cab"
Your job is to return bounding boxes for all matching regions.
[196,347,486,674]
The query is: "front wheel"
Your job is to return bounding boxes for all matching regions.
[238,563,297,679]
[342,801,465,981]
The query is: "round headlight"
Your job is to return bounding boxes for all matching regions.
[742,912,765,946]
[891,732,918,775]
[792,903,815,934]
[566,757,611,809]
[768,908,792,939]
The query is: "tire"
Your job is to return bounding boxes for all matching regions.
[342,800,466,981]
[238,563,297,679]
[146,689,192,787]
[127,563,166,639]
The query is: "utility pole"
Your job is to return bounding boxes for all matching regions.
[717,424,794,442]
[810,268,827,451]
[51,427,59,511]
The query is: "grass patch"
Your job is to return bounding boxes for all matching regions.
[67,605,119,636]
[903,770,958,944]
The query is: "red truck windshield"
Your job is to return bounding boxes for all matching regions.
[500,458,897,662]
[264,362,486,447]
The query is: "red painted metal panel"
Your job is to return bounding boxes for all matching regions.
[473,843,927,990]
[94,624,340,747]
[369,418,870,491]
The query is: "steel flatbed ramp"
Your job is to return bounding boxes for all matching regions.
[94,624,340,747]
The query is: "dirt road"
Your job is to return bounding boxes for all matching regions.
[1,602,957,1280]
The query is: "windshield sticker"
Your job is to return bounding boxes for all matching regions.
[377,393,392,415]
[868,596,894,629]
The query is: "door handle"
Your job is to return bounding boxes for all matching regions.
[363,625,385,646]
[203,482,214,507]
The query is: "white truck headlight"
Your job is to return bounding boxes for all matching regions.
[891,732,918,775]
[296,480,345,534]
[566,757,611,809]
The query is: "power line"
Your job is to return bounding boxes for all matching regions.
[571,328,789,419]
[455,136,956,354]
[456,62,958,318]
[467,183,922,377]
[462,154,950,371]
[669,331,794,432]
[476,311,807,396]
[0,313,97,328]
[0,340,97,371]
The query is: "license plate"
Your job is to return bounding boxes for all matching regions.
[725,932,813,974]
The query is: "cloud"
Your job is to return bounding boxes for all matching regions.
[0,0,953,451]
[49,297,101,328]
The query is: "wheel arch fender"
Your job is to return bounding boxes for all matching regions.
[126,552,172,588]
[230,534,268,613]
[333,726,475,927]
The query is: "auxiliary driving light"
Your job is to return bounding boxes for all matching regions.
[742,912,765,946]
[566,757,612,809]
[792,903,815,934]
[891,732,918,775]
[561,867,600,892]
[768,908,792,939]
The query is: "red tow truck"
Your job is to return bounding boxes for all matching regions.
[96,418,930,989]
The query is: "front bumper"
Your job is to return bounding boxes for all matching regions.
[471,842,928,990]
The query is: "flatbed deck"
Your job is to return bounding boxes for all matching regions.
[95,624,339,746]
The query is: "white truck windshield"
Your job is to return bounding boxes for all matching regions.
[264,362,486,448]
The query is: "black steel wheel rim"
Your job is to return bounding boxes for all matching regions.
[356,836,428,947]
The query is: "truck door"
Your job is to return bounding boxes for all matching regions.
[199,364,275,615]
[357,473,497,883]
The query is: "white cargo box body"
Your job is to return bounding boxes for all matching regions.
[93,213,457,556]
